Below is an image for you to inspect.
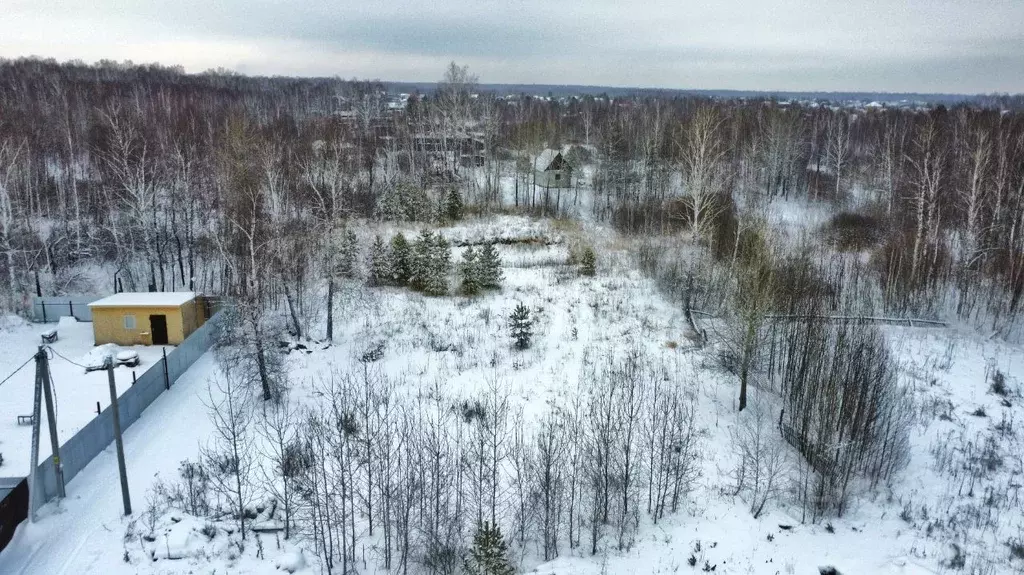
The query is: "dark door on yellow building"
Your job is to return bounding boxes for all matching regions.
[150,314,168,345]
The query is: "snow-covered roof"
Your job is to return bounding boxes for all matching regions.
[534,149,561,171]
[88,292,197,308]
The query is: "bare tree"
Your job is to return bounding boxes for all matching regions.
[727,405,789,518]
[824,112,850,199]
[644,373,701,522]
[0,138,27,308]
[201,365,256,539]
[906,115,946,292]
[612,350,646,550]
[302,138,352,341]
[534,414,565,561]
[678,105,731,244]
[214,117,279,400]
[257,395,301,539]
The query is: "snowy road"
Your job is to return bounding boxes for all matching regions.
[0,353,219,575]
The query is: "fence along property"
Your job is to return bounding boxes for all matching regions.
[32,312,221,510]
[31,296,97,323]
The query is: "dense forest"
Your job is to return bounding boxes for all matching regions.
[1,57,1022,337]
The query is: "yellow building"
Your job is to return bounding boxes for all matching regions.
[87,292,208,346]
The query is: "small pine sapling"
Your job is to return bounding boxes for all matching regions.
[464,521,515,575]
[580,246,596,276]
[443,188,464,222]
[509,303,533,350]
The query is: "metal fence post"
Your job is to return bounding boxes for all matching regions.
[162,348,170,390]
[68,300,73,318]
[41,301,47,323]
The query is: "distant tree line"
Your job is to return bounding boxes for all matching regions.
[0,57,1021,335]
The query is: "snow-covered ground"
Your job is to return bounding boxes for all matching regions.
[0,353,221,575]
[3,216,1024,574]
[0,315,171,476]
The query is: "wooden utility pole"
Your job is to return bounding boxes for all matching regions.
[105,357,132,515]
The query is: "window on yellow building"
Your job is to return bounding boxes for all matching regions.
[123,314,136,329]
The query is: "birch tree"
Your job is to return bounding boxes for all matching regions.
[678,106,730,244]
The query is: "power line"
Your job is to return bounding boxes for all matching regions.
[0,355,35,388]
[46,346,89,370]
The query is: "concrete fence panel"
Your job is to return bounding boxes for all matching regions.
[31,313,221,510]
[31,296,98,323]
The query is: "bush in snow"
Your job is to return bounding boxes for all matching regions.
[177,459,211,517]
[728,406,790,519]
[989,367,1010,396]
[777,317,912,520]
[822,211,883,252]
[508,303,532,349]
[275,550,307,573]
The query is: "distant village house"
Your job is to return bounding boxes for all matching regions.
[534,149,573,189]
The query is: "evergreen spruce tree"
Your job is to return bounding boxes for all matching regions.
[464,521,515,575]
[423,233,452,296]
[460,245,481,295]
[402,183,434,222]
[509,303,532,350]
[580,246,596,277]
[376,185,403,221]
[478,241,504,289]
[378,182,433,222]
[410,229,435,292]
[443,188,464,222]
[390,232,412,286]
[368,234,393,286]
[337,229,360,279]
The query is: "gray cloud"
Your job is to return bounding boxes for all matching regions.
[3,0,1022,93]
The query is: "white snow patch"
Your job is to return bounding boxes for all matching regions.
[275,550,306,573]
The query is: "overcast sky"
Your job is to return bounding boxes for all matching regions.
[3,0,1023,93]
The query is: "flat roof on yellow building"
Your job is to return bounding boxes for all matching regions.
[88,292,196,308]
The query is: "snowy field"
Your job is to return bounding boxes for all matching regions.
[0,315,171,476]
[2,217,1024,574]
